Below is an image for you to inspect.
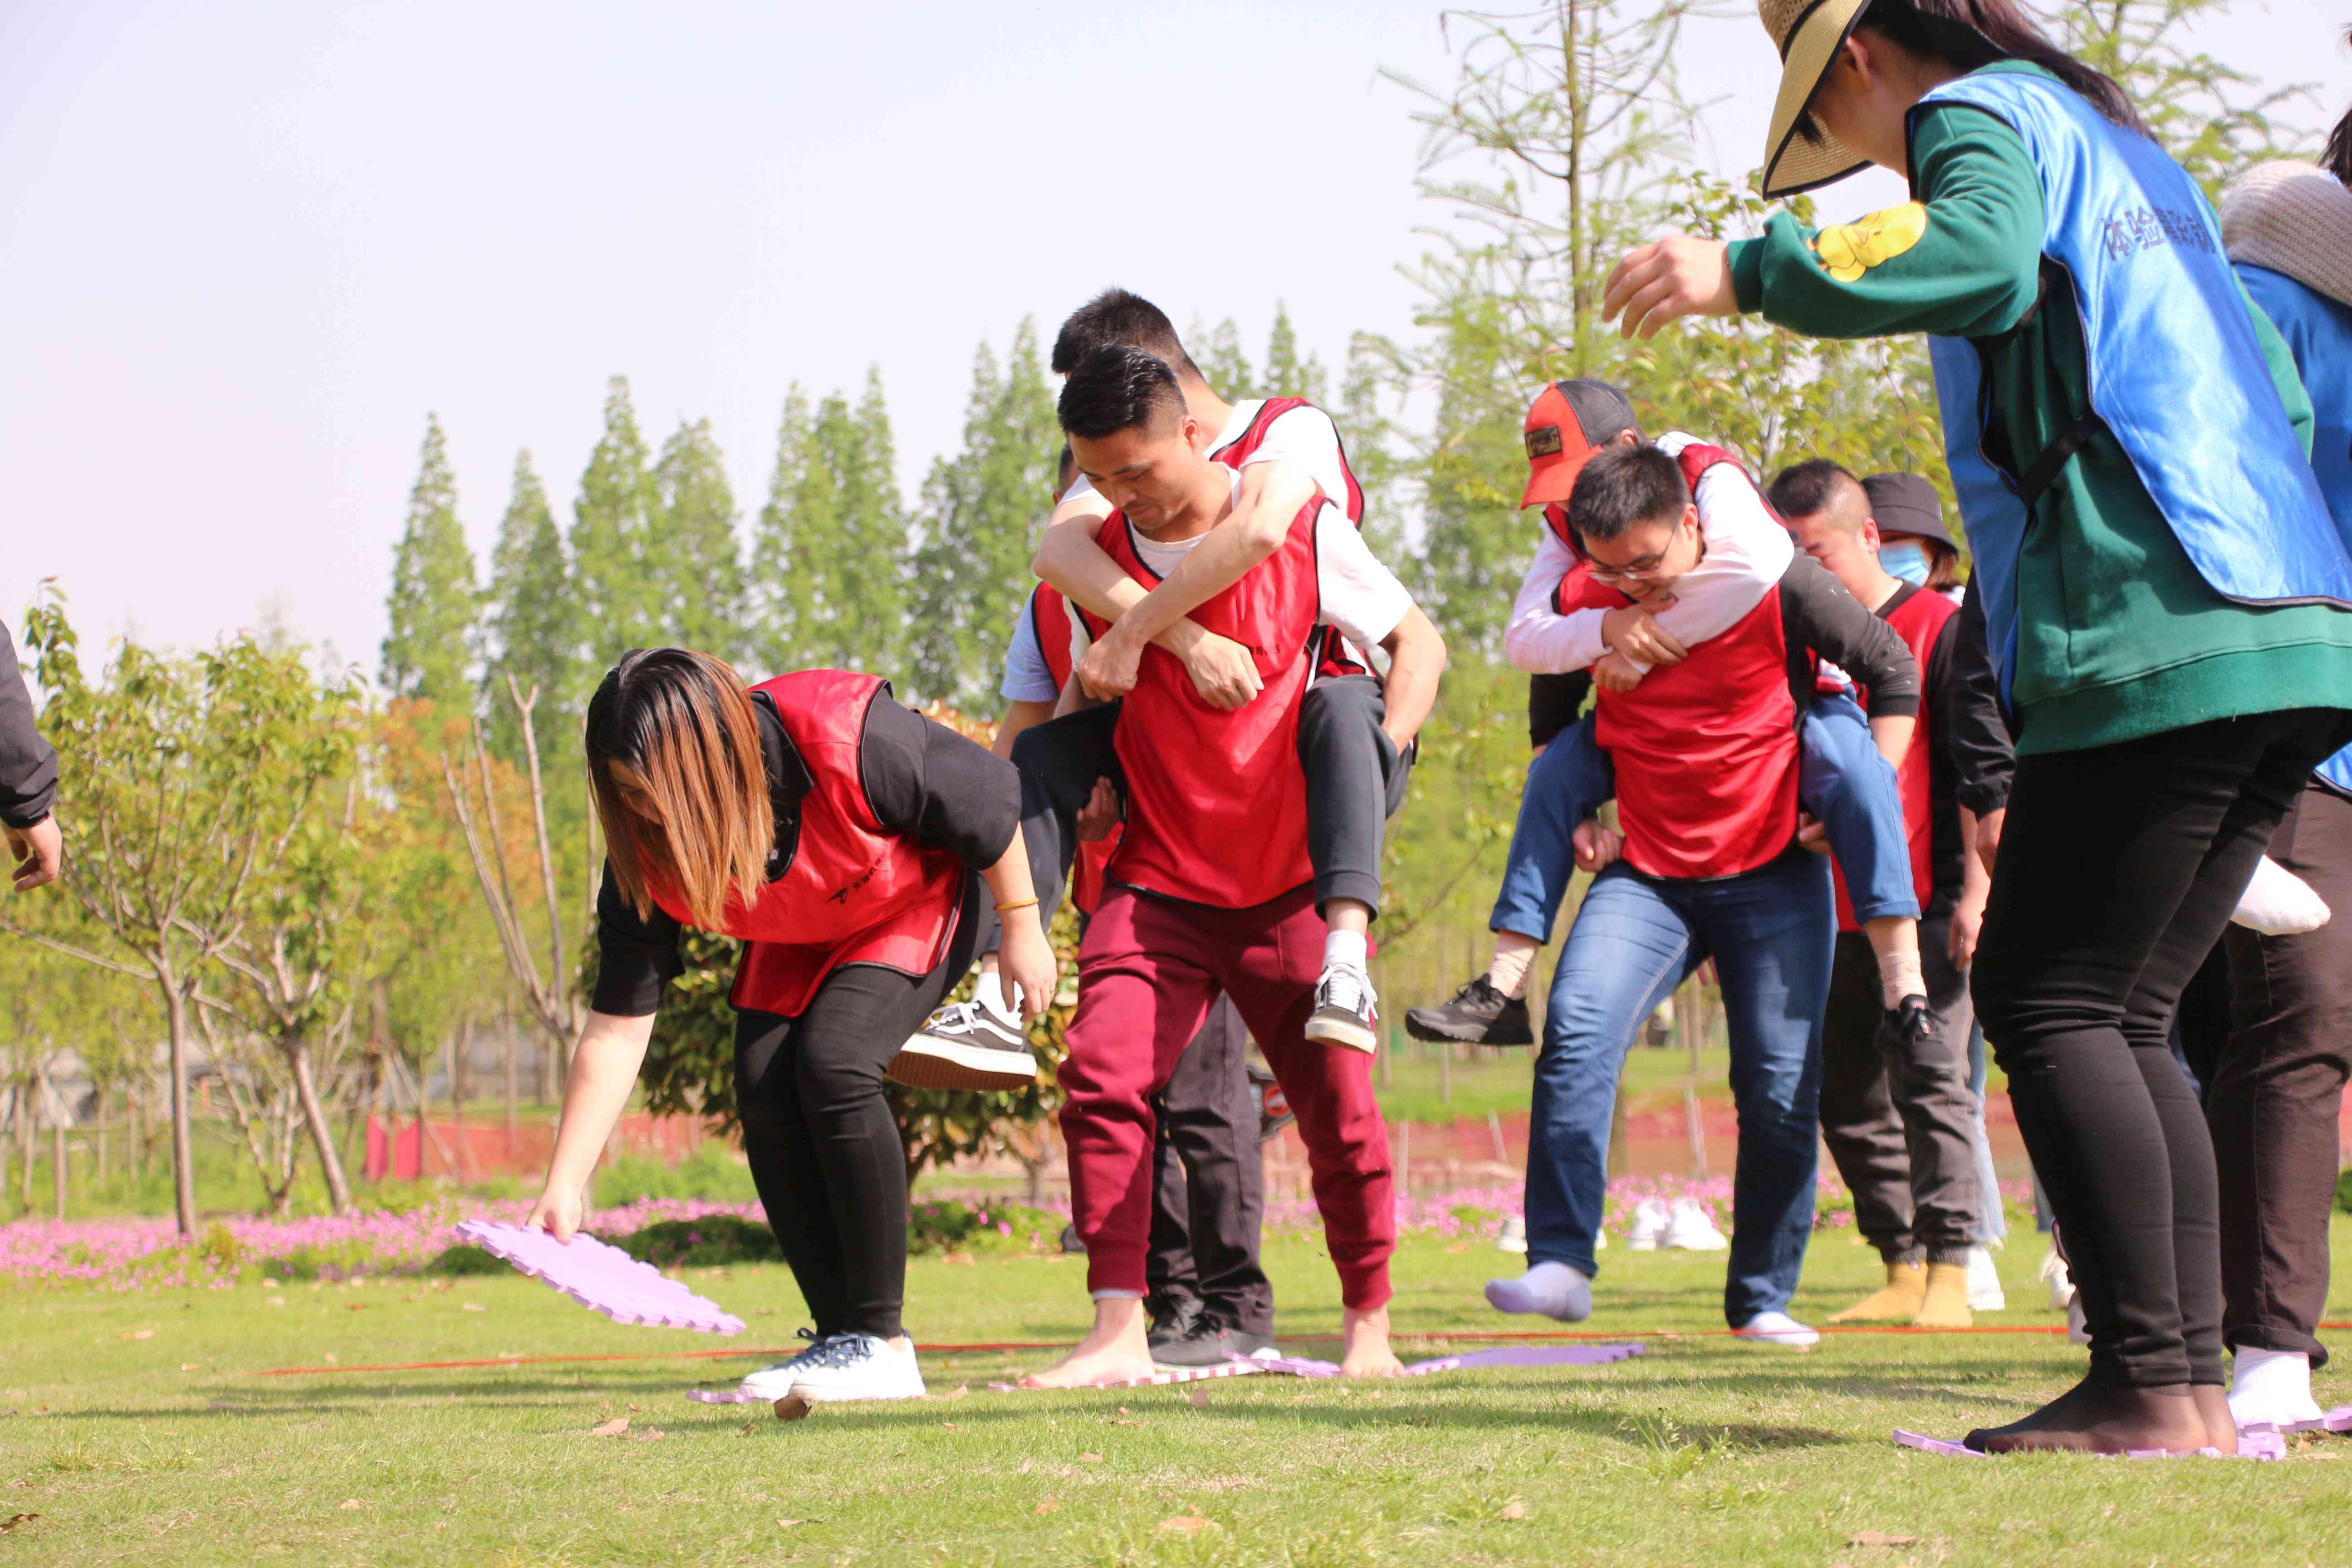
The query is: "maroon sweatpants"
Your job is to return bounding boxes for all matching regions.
[1058,883,1395,1310]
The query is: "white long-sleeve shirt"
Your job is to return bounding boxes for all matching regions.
[1501,431,1795,676]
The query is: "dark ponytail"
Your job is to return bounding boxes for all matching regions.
[2325,29,2352,188]
[1858,0,2148,138]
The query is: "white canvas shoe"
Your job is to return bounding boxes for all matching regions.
[1733,1311,1819,1349]
[778,1332,927,1402]
[1661,1198,1728,1251]
[1625,1199,1670,1251]
[1965,1245,2006,1312]
[2038,1245,2076,1312]
[1494,1215,1528,1254]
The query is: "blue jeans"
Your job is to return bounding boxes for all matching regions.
[1965,1019,2008,1243]
[1525,848,1835,1325]
[1488,693,1916,941]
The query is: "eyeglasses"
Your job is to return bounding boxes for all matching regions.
[1584,557,1676,584]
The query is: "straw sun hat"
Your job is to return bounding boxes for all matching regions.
[1758,0,1996,197]
[2220,160,2352,310]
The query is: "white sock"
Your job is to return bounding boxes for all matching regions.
[1483,1261,1591,1322]
[2231,856,2331,936]
[973,965,1020,1026]
[2229,1347,2323,1427]
[1733,1310,1819,1348]
[1323,929,1368,973]
[1879,949,1925,1010]
[1487,935,1539,1000]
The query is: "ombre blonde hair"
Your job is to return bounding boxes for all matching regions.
[585,649,775,931]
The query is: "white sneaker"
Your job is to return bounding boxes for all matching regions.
[1733,1310,1819,1349]
[2229,1348,2324,1429]
[2231,855,2331,935]
[775,1332,927,1402]
[1626,1199,1670,1251]
[1494,1215,1528,1254]
[2065,1295,2089,1347]
[2038,1244,2076,1312]
[737,1328,848,1401]
[1965,1245,2006,1312]
[1304,962,1379,1052]
[1661,1198,1728,1251]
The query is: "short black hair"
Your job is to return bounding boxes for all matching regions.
[1055,442,1076,491]
[1767,458,1860,522]
[1058,344,1185,441]
[1052,288,1203,381]
[1566,444,1689,546]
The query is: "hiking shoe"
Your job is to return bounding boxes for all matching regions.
[887,1000,1040,1093]
[1247,1063,1295,1142]
[1304,961,1378,1052]
[1404,975,1533,1046]
[782,1331,926,1402]
[1624,1198,1670,1251]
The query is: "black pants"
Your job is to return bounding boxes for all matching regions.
[1145,994,1273,1334]
[1009,675,1411,921]
[1818,916,1982,1265]
[2176,780,2352,1369]
[733,874,983,1341]
[1973,708,2342,1387]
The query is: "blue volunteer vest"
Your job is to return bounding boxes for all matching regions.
[1917,68,2352,706]
[2235,261,2352,794]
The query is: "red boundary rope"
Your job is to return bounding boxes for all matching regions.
[250,1321,2352,1379]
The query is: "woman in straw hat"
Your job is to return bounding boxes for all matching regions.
[528,649,1057,1404]
[1600,0,2352,1455]
[2173,71,2352,1433]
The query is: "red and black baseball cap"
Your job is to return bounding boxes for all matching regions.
[1519,380,1640,509]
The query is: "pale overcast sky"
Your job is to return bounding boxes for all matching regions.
[3,1,2347,669]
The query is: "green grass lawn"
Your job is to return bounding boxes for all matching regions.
[3,1225,2348,1566]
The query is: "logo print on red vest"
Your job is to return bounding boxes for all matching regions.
[827,863,882,906]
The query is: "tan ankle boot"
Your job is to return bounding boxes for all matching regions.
[1911,1261,1974,1329]
[1826,1259,1927,1323]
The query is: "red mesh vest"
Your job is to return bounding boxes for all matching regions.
[1832,583,1956,930]
[647,670,965,1018]
[1076,500,1323,908]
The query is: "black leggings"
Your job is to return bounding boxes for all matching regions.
[1974,707,2343,1388]
[733,874,982,1341]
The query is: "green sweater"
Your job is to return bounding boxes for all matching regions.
[1729,62,2352,755]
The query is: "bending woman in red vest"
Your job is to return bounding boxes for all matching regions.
[526,649,1055,1404]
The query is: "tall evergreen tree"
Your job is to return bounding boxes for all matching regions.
[1188,317,1254,398]
[750,388,814,675]
[1261,304,1329,403]
[380,414,479,708]
[906,320,1060,706]
[480,451,574,758]
[760,369,906,673]
[568,377,659,665]
[649,418,745,661]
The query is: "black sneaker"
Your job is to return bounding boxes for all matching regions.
[1058,1223,1085,1255]
[1247,1064,1295,1142]
[1303,962,1379,1052]
[1404,975,1533,1046]
[1151,1321,1274,1370]
[887,1000,1040,1093]
[1875,993,1933,1057]
[1146,1299,1202,1357]
[1224,1328,1278,1360]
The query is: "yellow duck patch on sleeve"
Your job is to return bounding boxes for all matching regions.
[1812,201,1929,282]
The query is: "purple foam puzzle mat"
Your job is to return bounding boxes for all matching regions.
[2271,1406,2352,1436]
[983,1360,1265,1393]
[1256,1343,1646,1379]
[1896,1428,2284,1460]
[453,1220,745,1335]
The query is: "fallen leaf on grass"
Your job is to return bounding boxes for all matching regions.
[632,1429,666,1442]
[1497,1499,1529,1521]
[347,1303,368,1312]
[119,1329,154,1341]
[772,1395,812,1422]
[461,1303,486,1313]
[1113,1419,1139,1427]
[179,1363,200,1372]
[1445,1243,1471,1253]
[942,1422,958,1431]
[337,1500,365,1511]
[1158,1509,1217,1535]
[0,1515,40,1534]
[589,1418,630,1437]
[776,1517,818,1529]
[1847,1532,1917,1548]
[1078,1453,1102,1464]
[1033,1499,1060,1515]
[265,1298,286,1308]
[1186,1389,1212,1409]
[945,1251,976,1267]
[322,1353,338,1365]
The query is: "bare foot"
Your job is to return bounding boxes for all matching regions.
[2190,1383,2239,1455]
[1339,1304,1404,1378]
[1964,1377,2211,1455]
[1019,1298,1156,1389]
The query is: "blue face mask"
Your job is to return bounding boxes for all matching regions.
[1879,540,1931,587]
